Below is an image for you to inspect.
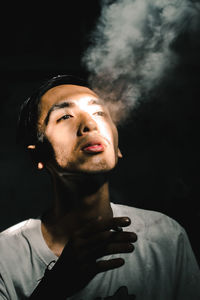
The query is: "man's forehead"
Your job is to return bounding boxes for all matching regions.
[41,84,99,106]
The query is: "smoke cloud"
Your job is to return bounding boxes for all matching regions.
[82,0,200,123]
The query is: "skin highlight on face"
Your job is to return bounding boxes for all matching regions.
[36,84,122,175]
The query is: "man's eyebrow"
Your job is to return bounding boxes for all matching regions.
[44,98,103,126]
[88,99,103,105]
[44,101,74,125]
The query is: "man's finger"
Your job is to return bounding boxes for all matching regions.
[76,232,136,262]
[86,231,137,247]
[76,217,131,238]
[95,258,125,274]
[100,242,134,257]
[87,242,134,262]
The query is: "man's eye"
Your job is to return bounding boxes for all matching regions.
[57,115,72,122]
[94,111,105,116]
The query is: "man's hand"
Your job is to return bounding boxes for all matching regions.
[30,217,137,299]
[54,216,137,297]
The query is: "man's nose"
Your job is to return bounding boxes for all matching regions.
[77,113,98,136]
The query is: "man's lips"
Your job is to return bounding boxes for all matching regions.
[82,142,105,154]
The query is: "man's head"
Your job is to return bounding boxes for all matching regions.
[17,75,122,175]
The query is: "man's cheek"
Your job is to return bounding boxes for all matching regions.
[100,123,113,142]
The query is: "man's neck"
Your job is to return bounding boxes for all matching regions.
[41,172,113,254]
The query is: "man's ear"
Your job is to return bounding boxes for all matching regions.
[118,148,123,158]
[27,145,44,170]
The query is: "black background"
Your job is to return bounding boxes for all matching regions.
[0,2,200,264]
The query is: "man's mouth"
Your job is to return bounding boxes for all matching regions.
[82,142,105,154]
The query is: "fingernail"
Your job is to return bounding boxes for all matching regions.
[123,217,131,224]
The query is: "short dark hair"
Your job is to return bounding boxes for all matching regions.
[17,74,88,147]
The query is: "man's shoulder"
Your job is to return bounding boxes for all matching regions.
[0,219,39,258]
[111,201,181,228]
[0,220,29,237]
[0,219,48,297]
[111,202,184,244]
[0,219,35,241]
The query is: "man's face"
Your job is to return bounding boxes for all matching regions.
[37,84,121,174]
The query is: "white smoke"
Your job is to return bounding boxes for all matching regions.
[82,0,200,123]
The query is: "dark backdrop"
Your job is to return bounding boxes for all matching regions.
[0,2,200,264]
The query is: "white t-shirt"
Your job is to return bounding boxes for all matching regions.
[0,203,199,300]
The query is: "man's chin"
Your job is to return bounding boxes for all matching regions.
[62,167,115,175]
[82,159,117,172]
[48,158,118,177]
[57,163,117,176]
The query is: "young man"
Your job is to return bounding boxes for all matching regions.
[0,75,199,299]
